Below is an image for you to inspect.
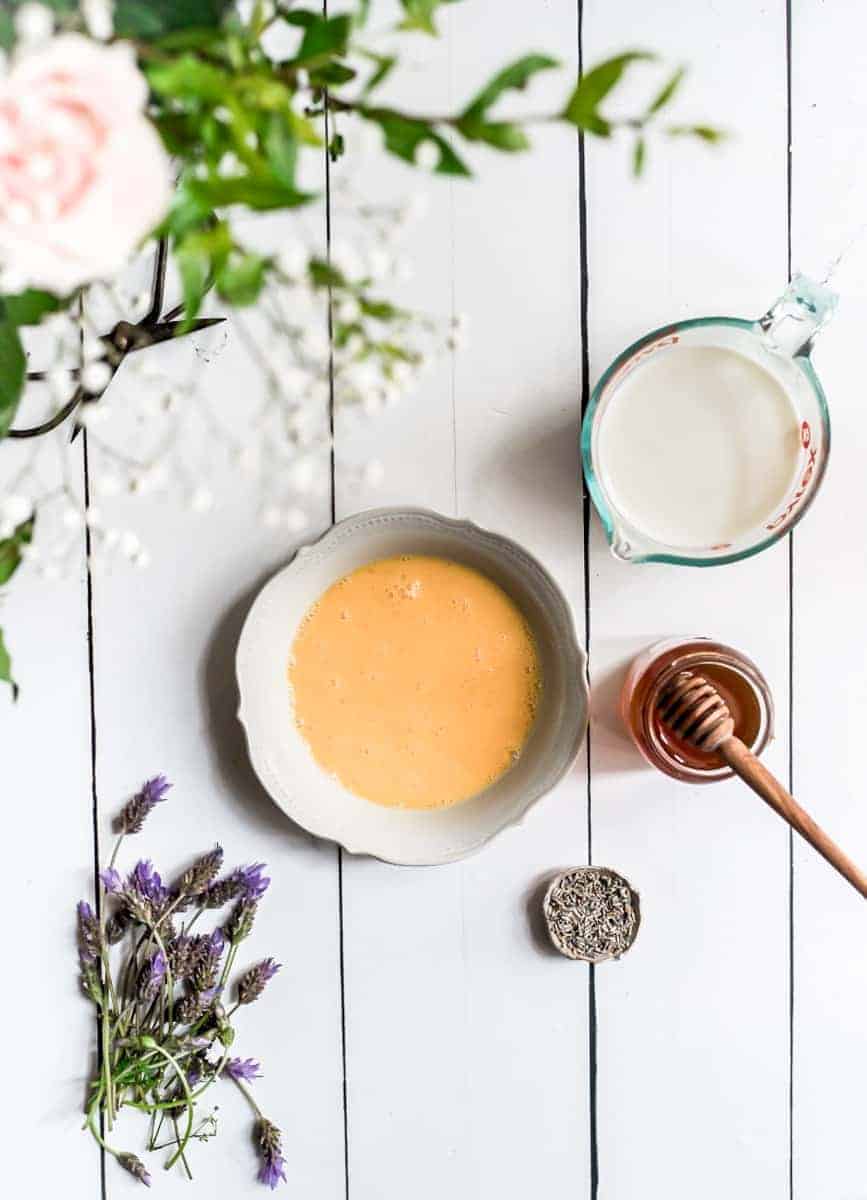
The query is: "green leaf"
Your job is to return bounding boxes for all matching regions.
[455,117,529,152]
[147,55,230,103]
[462,54,559,120]
[398,0,461,36]
[264,116,298,187]
[0,13,14,51]
[295,13,352,65]
[174,223,232,326]
[310,60,357,87]
[114,0,233,39]
[646,65,686,116]
[188,174,316,210]
[667,123,726,143]
[562,51,654,134]
[0,627,18,701]
[216,252,268,305]
[632,135,646,176]
[0,307,26,440]
[329,132,346,162]
[0,517,33,587]
[359,297,404,321]
[362,108,471,176]
[308,258,346,289]
[360,51,397,96]
[3,290,62,326]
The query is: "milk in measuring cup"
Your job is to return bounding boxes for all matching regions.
[596,345,802,548]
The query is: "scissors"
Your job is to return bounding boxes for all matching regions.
[7,238,224,441]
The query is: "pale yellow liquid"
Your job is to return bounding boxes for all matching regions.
[288,555,541,809]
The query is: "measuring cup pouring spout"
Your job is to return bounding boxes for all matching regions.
[757,273,839,358]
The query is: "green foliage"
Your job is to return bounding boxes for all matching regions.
[361,107,470,175]
[462,54,559,119]
[292,12,352,65]
[398,0,462,36]
[3,290,63,325]
[0,303,26,440]
[114,0,234,39]
[646,66,686,116]
[562,52,654,135]
[216,251,268,305]
[0,516,33,586]
[0,628,17,701]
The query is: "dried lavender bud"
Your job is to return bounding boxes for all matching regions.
[168,934,197,979]
[105,908,132,945]
[137,951,166,1003]
[204,862,269,910]
[117,1152,152,1188]
[122,860,169,925]
[116,775,171,836]
[191,929,225,992]
[76,900,101,964]
[237,958,281,1006]
[223,1057,262,1082]
[543,867,640,963]
[256,1118,287,1190]
[175,845,224,901]
[174,985,219,1026]
[226,898,258,945]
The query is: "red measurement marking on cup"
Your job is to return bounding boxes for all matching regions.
[766,420,816,531]
[608,333,680,390]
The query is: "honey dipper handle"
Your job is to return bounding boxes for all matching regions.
[721,737,867,900]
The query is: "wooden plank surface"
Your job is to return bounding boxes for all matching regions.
[332,4,589,1198]
[583,3,792,1197]
[790,3,867,1195]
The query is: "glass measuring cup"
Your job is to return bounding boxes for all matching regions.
[581,275,837,566]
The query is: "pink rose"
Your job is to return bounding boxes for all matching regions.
[0,34,172,293]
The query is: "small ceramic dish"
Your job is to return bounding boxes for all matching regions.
[236,507,588,866]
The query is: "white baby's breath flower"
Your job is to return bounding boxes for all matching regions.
[81,0,114,40]
[47,366,76,402]
[415,141,440,171]
[14,4,53,46]
[398,192,428,226]
[77,402,110,429]
[213,105,232,124]
[81,360,113,395]
[390,361,413,387]
[366,248,391,280]
[81,333,106,362]
[330,240,364,281]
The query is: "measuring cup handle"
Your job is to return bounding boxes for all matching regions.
[757,273,838,357]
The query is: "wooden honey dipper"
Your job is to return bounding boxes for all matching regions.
[657,670,867,899]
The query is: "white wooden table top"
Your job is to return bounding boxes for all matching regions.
[4,2,867,1197]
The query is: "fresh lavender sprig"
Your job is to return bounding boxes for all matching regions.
[116,775,172,836]
[237,959,281,1006]
[256,1119,288,1190]
[79,775,285,1188]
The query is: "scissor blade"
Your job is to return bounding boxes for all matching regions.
[133,316,227,348]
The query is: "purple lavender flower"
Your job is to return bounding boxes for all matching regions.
[76,900,101,964]
[100,867,123,894]
[117,1151,152,1187]
[223,1057,262,1082]
[237,958,281,1006]
[256,1119,287,1190]
[237,862,270,901]
[116,775,171,835]
[137,950,167,1003]
[128,860,166,903]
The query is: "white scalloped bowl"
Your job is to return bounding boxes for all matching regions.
[236,507,588,865]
